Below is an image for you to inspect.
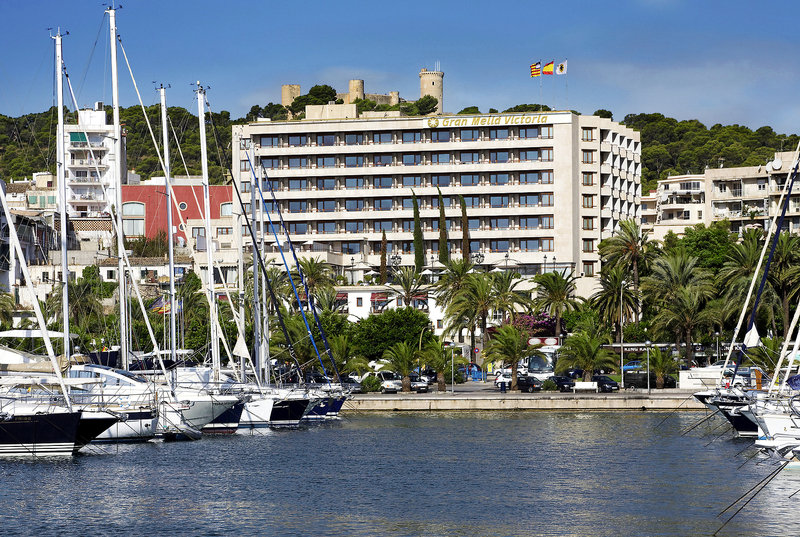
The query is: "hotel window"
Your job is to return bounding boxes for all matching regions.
[345,221,364,233]
[460,151,479,164]
[316,134,335,146]
[490,239,509,252]
[582,261,595,277]
[520,239,540,252]
[582,172,595,186]
[541,125,553,138]
[469,240,481,253]
[374,198,393,211]
[541,238,554,252]
[758,179,767,191]
[316,156,336,168]
[541,216,554,229]
[489,217,510,229]
[317,178,336,190]
[400,241,415,253]
[288,134,307,147]
[430,196,451,208]
[373,132,392,144]
[260,135,279,147]
[373,154,392,167]
[541,148,554,161]
[520,216,539,229]
[345,243,362,255]
[468,218,480,230]
[582,239,595,253]
[220,202,233,217]
[374,220,393,232]
[519,127,540,139]
[402,153,421,166]
[345,155,364,167]
[431,130,450,143]
[582,150,595,164]
[461,174,479,186]
[489,151,509,163]
[431,175,450,187]
[461,129,480,141]
[432,152,450,164]
[490,195,508,208]
[489,128,509,140]
[582,216,595,230]
[317,200,336,212]
[240,160,250,172]
[242,203,251,214]
[541,194,554,206]
[402,220,414,232]
[520,149,539,162]
[582,195,595,208]
[581,127,595,142]
[289,178,307,191]
[345,199,364,211]
[490,173,509,185]
[345,177,364,189]
[718,183,727,193]
[345,133,363,145]
[192,227,204,239]
[462,195,480,208]
[402,198,415,209]
[357,297,363,307]
[403,175,422,187]
[374,176,393,189]
[261,157,279,169]
[541,171,554,184]
[216,227,233,237]
[288,223,307,233]
[437,319,443,329]
[402,131,421,144]
[288,201,307,213]
[317,222,336,234]
[520,194,539,207]
[520,172,540,184]
[288,157,307,169]
[122,202,145,237]
[239,138,251,150]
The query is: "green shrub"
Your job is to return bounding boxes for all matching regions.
[360,375,381,393]
[541,379,558,391]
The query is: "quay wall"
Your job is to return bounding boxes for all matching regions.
[342,392,706,412]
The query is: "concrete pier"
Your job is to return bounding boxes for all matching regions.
[342,390,705,413]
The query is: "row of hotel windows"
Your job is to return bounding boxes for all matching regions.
[243,149,555,171]
[243,126,556,149]
[268,215,558,234]
[280,193,555,212]
[241,171,560,192]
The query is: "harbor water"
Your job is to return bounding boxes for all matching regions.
[1,411,797,536]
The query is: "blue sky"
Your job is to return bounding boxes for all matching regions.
[1,0,799,133]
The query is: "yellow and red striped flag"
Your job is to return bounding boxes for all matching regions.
[530,62,541,77]
[543,61,555,75]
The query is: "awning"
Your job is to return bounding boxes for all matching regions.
[335,292,348,300]
[69,132,88,142]
[371,292,388,302]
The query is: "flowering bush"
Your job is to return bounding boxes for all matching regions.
[510,312,555,337]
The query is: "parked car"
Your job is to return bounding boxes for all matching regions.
[592,375,620,393]
[494,372,512,389]
[622,361,642,371]
[409,373,429,393]
[623,371,677,389]
[516,375,543,393]
[339,375,363,394]
[366,371,403,393]
[547,375,576,392]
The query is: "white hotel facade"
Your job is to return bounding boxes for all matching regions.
[231,107,641,297]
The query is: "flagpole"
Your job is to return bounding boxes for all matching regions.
[539,59,543,109]
[565,58,569,110]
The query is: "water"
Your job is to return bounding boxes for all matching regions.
[1,411,797,536]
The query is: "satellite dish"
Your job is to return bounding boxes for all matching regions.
[772,158,783,170]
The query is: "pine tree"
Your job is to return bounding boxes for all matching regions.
[459,194,470,259]
[380,231,388,284]
[412,190,424,273]
[437,187,449,265]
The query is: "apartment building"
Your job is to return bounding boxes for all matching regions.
[231,106,641,297]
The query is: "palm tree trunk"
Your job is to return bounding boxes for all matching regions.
[685,330,693,367]
[437,371,446,392]
[402,375,412,393]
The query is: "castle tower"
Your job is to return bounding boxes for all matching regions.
[281,84,301,107]
[348,80,365,102]
[419,68,444,114]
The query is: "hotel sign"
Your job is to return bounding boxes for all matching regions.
[426,113,569,129]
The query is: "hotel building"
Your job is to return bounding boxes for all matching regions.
[231,105,641,297]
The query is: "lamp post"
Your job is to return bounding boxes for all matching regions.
[714,331,720,365]
[646,340,652,395]
[504,252,509,270]
[543,254,547,274]
[350,256,355,285]
[471,252,484,269]
[552,255,557,274]
[620,279,626,390]
[390,253,401,268]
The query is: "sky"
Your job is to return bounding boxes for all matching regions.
[1,0,799,133]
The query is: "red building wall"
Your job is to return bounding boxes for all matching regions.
[122,184,233,243]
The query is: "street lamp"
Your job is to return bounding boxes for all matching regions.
[350,256,355,285]
[552,255,557,274]
[646,340,652,395]
[390,253,401,268]
[620,279,626,390]
[543,254,548,274]
[471,252,484,266]
[504,252,509,269]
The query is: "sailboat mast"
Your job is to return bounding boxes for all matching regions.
[251,172,261,382]
[196,83,220,383]
[108,7,127,369]
[55,30,69,360]
[160,86,178,363]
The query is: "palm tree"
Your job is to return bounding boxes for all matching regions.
[651,286,713,367]
[387,266,426,306]
[294,256,334,309]
[555,330,617,382]
[446,273,496,358]
[421,336,466,392]
[642,249,714,305]
[314,287,344,314]
[0,292,16,329]
[590,266,637,342]
[434,258,473,310]
[484,324,543,390]
[598,219,657,317]
[330,334,370,377]
[648,346,677,389]
[491,271,530,321]
[381,341,418,392]
[531,271,582,338]
[768,233,800,338]
[744,336,781,377]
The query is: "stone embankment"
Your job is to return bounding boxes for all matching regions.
[343,390,705,412]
